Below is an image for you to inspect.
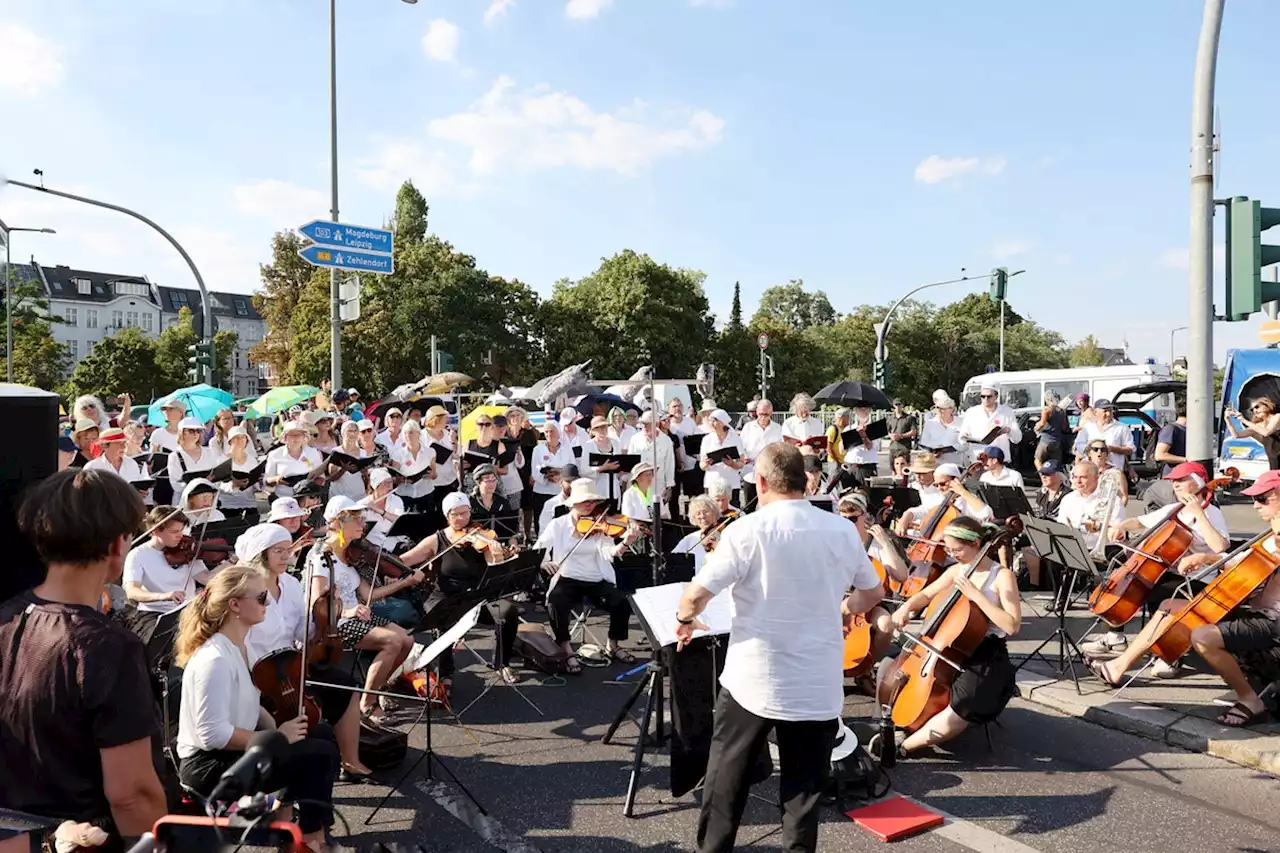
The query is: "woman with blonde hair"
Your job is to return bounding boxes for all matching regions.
[174,565,339,850]
[1225,395,1280,470]
[782,393,823,442]
[207,408,239,457]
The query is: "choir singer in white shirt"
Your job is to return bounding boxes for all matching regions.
[674,443,883,853]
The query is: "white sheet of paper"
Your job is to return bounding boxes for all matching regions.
[630,581,733,648]
[411,602,483,668]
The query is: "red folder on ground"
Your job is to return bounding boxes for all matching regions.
[846,796,944,842]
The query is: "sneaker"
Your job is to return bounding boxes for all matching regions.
[1080,632,1128,656]
[1151,658,1183,679]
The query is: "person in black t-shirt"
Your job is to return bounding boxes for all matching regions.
[1154,401,1189,477]
[0,469,166,847]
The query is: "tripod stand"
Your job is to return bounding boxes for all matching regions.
[601,657,668,818]
[1013,515,1099,692]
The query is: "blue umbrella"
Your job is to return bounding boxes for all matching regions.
[148,384,234,425]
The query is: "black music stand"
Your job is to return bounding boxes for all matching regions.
[387,512,437,544]
[1013,515,1098,692]
[978,484,1033,521]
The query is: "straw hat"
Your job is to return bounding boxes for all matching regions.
[566,478,606,506]
[909,452,938,474]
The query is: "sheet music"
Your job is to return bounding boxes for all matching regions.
[630,581,733,648]
[410,602,483,668]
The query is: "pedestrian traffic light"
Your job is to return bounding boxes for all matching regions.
[437,351,454,373]
[988,267,1008,303]
[873,360,886,388]
[1225,196,1280,320]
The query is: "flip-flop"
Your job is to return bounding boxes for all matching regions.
[1086,656,1121,688]
[1216,701,1268,728]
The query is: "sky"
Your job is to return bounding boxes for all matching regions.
[3,0,1280,368]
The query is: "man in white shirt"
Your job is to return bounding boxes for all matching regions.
[895,462,992,536]
[666,397,697,520]
[675,443,883,853]
[958,381,1022,463]
[85,427,145,485]
[627,411,675,509]
[535,479,642,670]
[738,399,783,512]
[977,445,1025,488]
[1073,398,1135,471]
[1053,460,1129,652]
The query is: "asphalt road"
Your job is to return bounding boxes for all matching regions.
[324,615,1280,853]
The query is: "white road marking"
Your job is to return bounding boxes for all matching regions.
[415,779,544,853]
[900,796,1043,853]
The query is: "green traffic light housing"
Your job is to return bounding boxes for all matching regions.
[988,267,1009,303]
[1226,196,1280,321]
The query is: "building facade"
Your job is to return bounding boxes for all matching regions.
[152,286,267,398]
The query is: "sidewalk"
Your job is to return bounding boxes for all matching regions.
[1010,595,1280,777]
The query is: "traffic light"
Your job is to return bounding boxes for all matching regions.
[436,351,455,373]
[873,360,886,388]
[1225,196,1280,320]
[988,267,1008,303]
[187,341,214,380]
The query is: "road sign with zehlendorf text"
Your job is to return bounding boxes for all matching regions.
[298,245,394,275]
[297,219,394,276]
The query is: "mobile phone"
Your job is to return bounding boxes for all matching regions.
[152,816,302,853]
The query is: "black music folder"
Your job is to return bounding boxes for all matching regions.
[462,450,495,472]
[397,465,433,484]
[571,444,583,458]
[387,512,437,542]
[866,485,922,518]
[207,457,267,484]
[704,445,740,464]
[496,445,520,467]
[129,478,156,493]
[683,433,706,455]
[148,453,169,477]
[588,452,642,470]
[278,471,314,488]
[978,484,1034,520]
[328,450,377,472]
[919,444,958,455]
[965,425,1005,445]
[430,442,454,463]
[132,452,151,467]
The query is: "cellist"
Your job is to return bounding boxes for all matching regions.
[887,517,1021,758]
[838,492,910,693]
[894,462,992,538]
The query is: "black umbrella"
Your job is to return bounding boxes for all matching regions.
[814,381,891,409]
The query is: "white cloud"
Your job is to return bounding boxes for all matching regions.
[0,22,65,97]
[565,0,613,19]
[171,224,263,292]
[422,19,460,63]
[356,139,466,200]
[689,0,733,6]
[913,154,1006,185]
[427,75,725,176]
[1160,245,1225,270]
[232,179,328,228]
[989,240,1031,260]
[484,0,516,25]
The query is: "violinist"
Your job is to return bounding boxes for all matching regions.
[216,424,262,522]
[534,479,643,674]
[673,495,723,571]
[398,492,524,693]
[181,478,226,527]
[122,506,212,627]
[889,517,1021,758]
[1086,463,1230,679]
[267,497,318,564]
[265,420,323,499]
[361,467,408,553]
[167,417,223,488]
[306,497,416,720]
[239,523,373,780]
[174,566,339,849]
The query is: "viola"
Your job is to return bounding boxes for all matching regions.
[1149,529,1280,664]
[345,536,426,582]
[252,648,324,728]
[905,461,985,566]
[878,517,1023,732]
[842,558,889,677]
[1088,469,1238,628]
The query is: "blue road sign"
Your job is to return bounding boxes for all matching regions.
[298,220,393,255]
[298,245,394,275]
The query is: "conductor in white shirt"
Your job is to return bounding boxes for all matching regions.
[674,443,884,853]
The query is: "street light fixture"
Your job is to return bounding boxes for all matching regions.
[0,219,58,383]
[1170,325,1189,369]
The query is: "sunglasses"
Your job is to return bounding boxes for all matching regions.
[1253,493,1274,504]
[1089,446,1107,452]
[240,590,269,606]
[477,422,493,427]
[980,394,996,400]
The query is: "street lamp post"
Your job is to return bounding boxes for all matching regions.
[0,218,57,383]
[1170,325,1188,369]
[327,0,418,392]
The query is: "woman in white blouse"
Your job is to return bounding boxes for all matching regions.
[327,420,369,502]
[207,408,237,456]
[919,394,964,467]
[583,416,623,507]
[607,406,636,449]
[782,393,824,442]
[174,565,339,848]
[394,420,436,513]
[531,421,576,525]
[167,417,223,490]
[673,495,722,572]
[265,421,323,498]
[216,424,262,522]
[699,409,745,508]
[360,468,407,552]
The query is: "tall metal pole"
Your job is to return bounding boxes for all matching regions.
[329,0,343,392]
[999,300,1006,372]
[1267,267,1279,320]
[1187,0,1225,468]
[3,230,10,383]
[5,180,214,382]
[759,348,768,401]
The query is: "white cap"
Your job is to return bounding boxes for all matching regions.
[700,399,717,412]
[160,398,188,412]
[281,420,309,437]
[441,491,471,514]
[357,418,375,431]
[178,417,205,432]
[638,410,656,424]
[559,409,578,427]
[709,409,731,426]
[268,497,308,522]
[181,477,218,504]
[227,424,250,440]
[235,523,292,564]
[935,463,963,479]
[980,379,999,394]
[368,468,393,490]
[348,388,358,395]
[323,495,361,522]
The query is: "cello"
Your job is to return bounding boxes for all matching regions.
[904,460,985,567]
[1149,529,1280,664]
[842,557,888,676]
[1088,469,1238,628]
[877,518,1023,731]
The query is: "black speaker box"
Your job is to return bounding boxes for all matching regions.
[0,386,59,601]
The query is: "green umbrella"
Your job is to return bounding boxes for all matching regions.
[244,385,321,419]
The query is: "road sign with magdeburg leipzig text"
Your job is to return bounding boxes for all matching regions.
[297,220,394,275]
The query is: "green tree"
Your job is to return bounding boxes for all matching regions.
[155,307,236,390]
[1,272,69,390]
[250,231,326,384]
[712,282,756,408]
[212,329,240,390]
[752,280,837,331]
[1068,335,1106,367]
[61,327,163,401]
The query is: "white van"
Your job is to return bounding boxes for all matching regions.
[960,364,1176,424]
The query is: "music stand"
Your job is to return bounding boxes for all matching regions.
[978,484,1033,521]
[386,512,437,544]
[1013,515,1099,692]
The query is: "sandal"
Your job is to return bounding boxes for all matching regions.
[499,666,521,685]
[609,647,638,664]
[1216,701,1268,728]
[1086,656,1120,687]
[565,655,583,675]
[339,766,374,783]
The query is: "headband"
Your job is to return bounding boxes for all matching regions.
[943,523,982,542]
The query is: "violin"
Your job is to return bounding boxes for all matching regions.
[345,536,429,582]
[878,517,1023,732]
[575,513,631,538]
[163,534,234,568]
[1088,469,1239,628]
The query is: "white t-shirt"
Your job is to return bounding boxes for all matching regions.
[739,420,784,484]
[307,549,362,624]
[168,446,224,489]
[1055,486,1128,553]
[694,498,882,721]
[265,446,323,498]
[362,493,407,550]
[700,430,743,492]
[147,427,181,456]
[395,444,435,501]
[376,428,406,455]
[245,573,308,667]
[123,544,206,613]
[84,453,144,484]
[979,466,1025,489]
[1075,419,1136,470]
[176,632,261,758]
[534,514,618,586]
[1135,502,1230,577]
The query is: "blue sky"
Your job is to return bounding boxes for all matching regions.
[3,0,1280,367]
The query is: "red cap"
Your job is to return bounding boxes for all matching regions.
[1242,469,1280,496]
[1164,461,1208,482]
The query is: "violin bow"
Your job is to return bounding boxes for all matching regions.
[131,505,186,547]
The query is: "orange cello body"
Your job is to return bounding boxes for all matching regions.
[842,558,888,676]
[1149,530,1280,664]
[1088,471,1239,629]
[878,520,1021,732]
[905,461,984,567]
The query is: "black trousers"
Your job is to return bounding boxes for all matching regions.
[697,691,837,853]
[546,578,631,644]
[178,725,339,834]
